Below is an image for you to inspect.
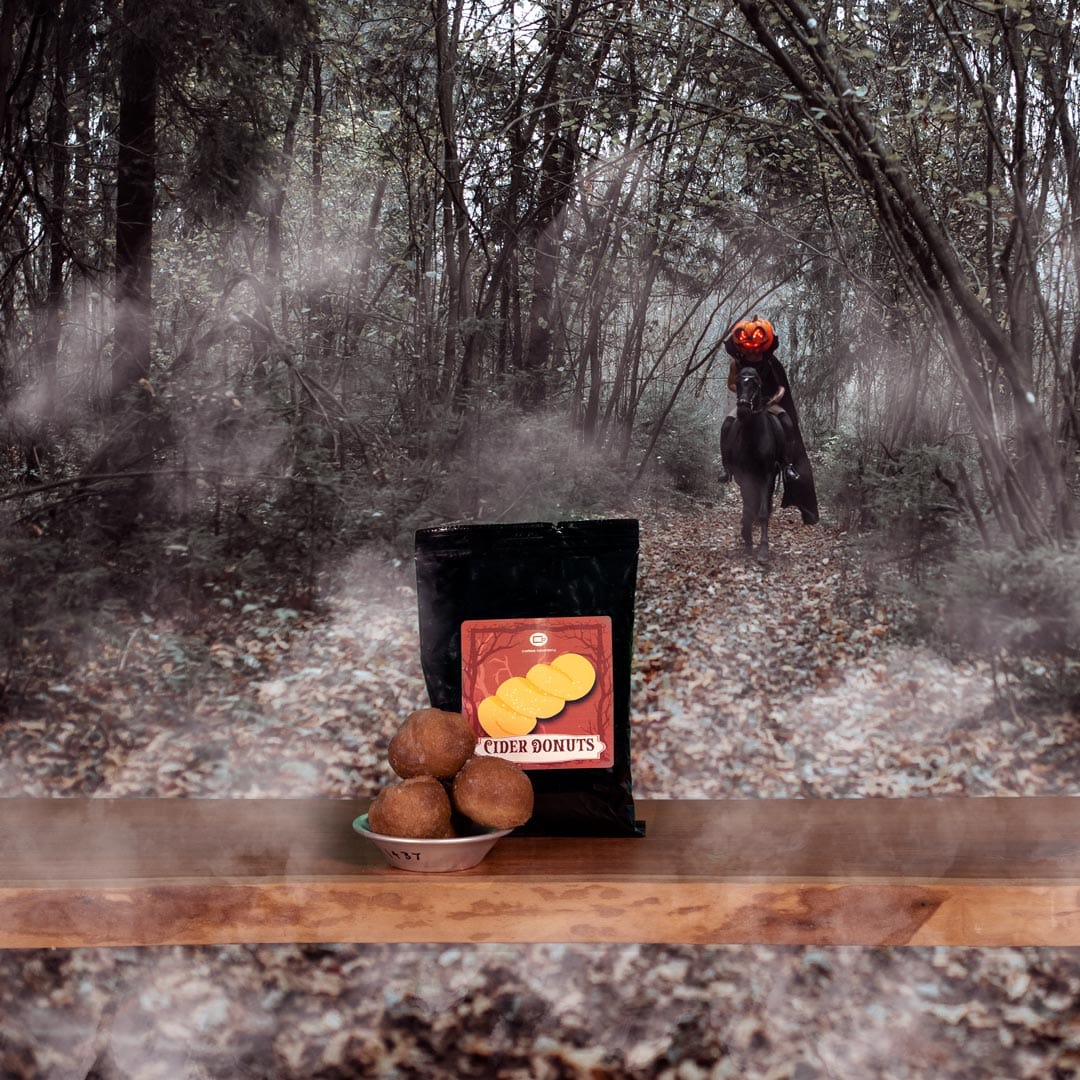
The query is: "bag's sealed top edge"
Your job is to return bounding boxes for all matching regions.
[415,518,639,553]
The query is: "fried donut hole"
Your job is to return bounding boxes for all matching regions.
[367,775,454,839]
[452,755,534,830]
[388,708,477,780]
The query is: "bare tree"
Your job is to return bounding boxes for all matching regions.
[110,0,157,405]
[732,0,1075,542]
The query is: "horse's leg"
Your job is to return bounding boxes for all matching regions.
[755,485,770,562]
[738,480,754,548]
[756,465,781,562]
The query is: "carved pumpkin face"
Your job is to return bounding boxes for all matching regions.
[731,318,775,354]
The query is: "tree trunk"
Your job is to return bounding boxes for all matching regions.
[1037,8,1080,475]
[578,157,640,441]
[308,39,336,372]
[40,0,80,395]
[432,0,472,401]
[267,50,309,316]
[518,0,588,409]
[110,0,156,405]
[0,0,15,151]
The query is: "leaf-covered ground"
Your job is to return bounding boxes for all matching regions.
[2,500,1079,1079]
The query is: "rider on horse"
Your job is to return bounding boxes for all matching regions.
[718,316,819,526]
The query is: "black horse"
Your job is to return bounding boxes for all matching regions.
[723,366,785,561]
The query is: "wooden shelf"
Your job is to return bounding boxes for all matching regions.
[2,796,1080,948]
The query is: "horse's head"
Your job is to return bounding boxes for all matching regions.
[735,366,765,418]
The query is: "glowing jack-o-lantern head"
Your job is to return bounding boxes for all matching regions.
[730,317,776,354]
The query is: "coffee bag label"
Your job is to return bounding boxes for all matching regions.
[460,616,614,770]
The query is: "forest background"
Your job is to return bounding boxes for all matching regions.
[4,0,1080,592]
[2,0,1080,1075]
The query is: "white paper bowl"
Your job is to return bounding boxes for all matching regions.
[352,813,512,873]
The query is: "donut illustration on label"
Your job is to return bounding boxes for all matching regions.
[461,617,612,770]
[476,653,596,738]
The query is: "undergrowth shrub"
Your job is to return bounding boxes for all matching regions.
[916,543,1080,702]
[812,432,874,531]
[634,392,722,498]
[815,436,968,579]
[814,432,1080,704]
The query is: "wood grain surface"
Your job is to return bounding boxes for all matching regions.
[2,797,1079,947]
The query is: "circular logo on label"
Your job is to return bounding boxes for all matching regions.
[529,632,548,646]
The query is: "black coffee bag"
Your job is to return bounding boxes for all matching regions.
[414,519,643,837]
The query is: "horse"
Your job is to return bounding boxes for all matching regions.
[723,366,785,562]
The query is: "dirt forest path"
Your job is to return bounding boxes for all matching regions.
[3,501,1080,1079]
[630,502,1073,802]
